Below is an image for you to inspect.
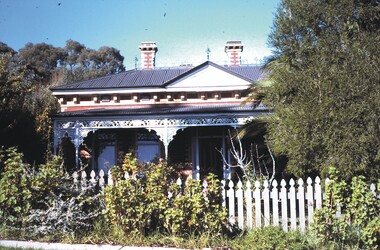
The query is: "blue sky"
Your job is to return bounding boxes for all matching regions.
[0,0,280,69]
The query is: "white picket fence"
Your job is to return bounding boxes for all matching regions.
[221,177,322,232]
[72,169,379,232]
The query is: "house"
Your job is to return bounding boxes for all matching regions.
[50,41,268,180]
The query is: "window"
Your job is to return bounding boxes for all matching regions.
[137,133,161,163]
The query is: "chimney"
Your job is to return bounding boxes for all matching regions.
[225,41,244,66]
[139,42,158,69]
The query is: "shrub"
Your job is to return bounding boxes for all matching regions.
[165,174,227,235]
[0,147,34,227]
[104,159,173,235]
[312,167,380,249]
[103,155,228,236]
[27,172,103,239]
[0,147,103,239]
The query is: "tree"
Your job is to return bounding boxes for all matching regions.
[264,0,380,180]
[18,42,66,84]
[60,40,125,84]
[0,41,126,164]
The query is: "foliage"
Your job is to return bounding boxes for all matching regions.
[165,174,227,235]
[104,159,173,235]
[0,148,63,227]
[103,155,227,236]
[27,173,103,240]
[264,0,380,180]
[0,40,125,165]
[312,167,380,249]
[0,147,33,227]
[0,147,102,240]
[59,39,125,84]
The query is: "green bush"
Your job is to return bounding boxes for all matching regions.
[165,174,227,235]
[104,159,173,235]
[0,147,102,240]
[312,167,380,249]
[0,147,67,228]
[0,147,34,227]
[103,155,228,236]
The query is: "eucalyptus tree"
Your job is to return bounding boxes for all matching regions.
[264,0,380,180]
[61,40,125,83]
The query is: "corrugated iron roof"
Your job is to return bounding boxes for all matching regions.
[51,61,263,91]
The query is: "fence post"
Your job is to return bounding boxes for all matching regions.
[263,180,270,227]
[298,178,305,232]
[280,179,288,231]
[272,180,279,227]
[245,180,253,229]
[237,180,244,229]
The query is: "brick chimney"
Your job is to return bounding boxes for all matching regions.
[139,42,158,69]
[225,41,244,66]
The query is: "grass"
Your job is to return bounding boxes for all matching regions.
[0,223,367,250]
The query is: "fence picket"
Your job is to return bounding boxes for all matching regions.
[315,177,322,209]
[108,169,113,186]
[298,178,305,232]
[263,180,270,227]
[237,181,244,229]
[272,180,279,227]
[280,179,288,231]
[254,181,261,227]
[306,177,314,226]
[245,181,253,229]
[90,170,96,185]
[73,171,78,184]
[370,183,376,196]
[81,171,87,189]
[221,180,226,208]
[228,180,235,226]
[289,179,296,230]
[99,170,105,188]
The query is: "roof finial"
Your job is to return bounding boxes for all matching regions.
[206,47,211,61]
[134,56,138,69]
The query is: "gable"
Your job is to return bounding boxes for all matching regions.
[166,64,252,91]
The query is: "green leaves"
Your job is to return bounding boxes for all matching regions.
[265,0,380,180]
[312,168,380,249]
[103,155,227,236]
[0,147,65,227]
